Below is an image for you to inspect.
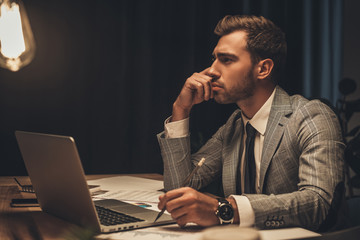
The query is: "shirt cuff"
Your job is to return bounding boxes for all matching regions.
[164,116,190,138]
[230,195,255,227]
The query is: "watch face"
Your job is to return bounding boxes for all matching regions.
[219,204,234,220]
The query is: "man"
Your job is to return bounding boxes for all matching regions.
[157,15,345,231]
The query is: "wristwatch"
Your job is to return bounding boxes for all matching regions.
[215,198,234,224]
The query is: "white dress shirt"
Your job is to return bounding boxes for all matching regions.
[164,89,276,227]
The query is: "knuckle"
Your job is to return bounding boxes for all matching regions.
[183,186,192,191]
[165,202,173,212]
[189,192,197,199]
[177,218,187,227]
[170,211,177,219]
[184,194,197,204]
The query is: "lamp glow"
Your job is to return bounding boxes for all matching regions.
[0,0,35,71]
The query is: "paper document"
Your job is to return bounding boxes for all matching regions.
[96,224,321,240]
[87,176,164,192]
[97,224,203,240]
[259,227,321,240]
[88,176,165,211]
[93,190,162,203]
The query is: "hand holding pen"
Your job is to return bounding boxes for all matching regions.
[154,157,206,222]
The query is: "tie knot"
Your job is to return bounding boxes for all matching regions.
[246,122,256,139]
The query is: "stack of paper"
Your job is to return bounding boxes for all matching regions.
[87,176,164,211]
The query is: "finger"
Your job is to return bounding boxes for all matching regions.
[158,194,166,209]
[200,67,211,75]
[158,190,182,210]
[180,79,204,105]
[169,196,203,227]
[194,72,213,100]
[169,205,187,223]
[196,78,212,101]
[183,72,213,102]
[159,194,164,201]
[159,187,188,211]
[163,187,192,199]
[176,214,189,228]
[165,203,190,227]
[193,72,212,82]
[165,188,197,213]
[186,72,211,85]
[190,79,210,101]
[184,77,205,94]
[193,80,204,101]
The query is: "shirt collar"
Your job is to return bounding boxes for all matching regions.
[241,88,276,136]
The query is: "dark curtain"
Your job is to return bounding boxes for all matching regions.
[0,0,343,176]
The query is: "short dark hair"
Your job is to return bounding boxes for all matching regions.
[214,15,287,82]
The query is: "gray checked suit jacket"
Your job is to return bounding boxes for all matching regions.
[157,86,345,231]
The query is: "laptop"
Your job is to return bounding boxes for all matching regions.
[15,130,174,233]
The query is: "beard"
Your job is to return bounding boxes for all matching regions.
[213,66,256,104]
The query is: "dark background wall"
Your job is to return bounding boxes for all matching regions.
[343,0,360,196]
[343,0,360,134]
[0,0,353,176]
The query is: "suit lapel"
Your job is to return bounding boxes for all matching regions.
[259,87,292,192]
[222,111,243,197]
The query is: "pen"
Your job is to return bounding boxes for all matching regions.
[154,157,206,222]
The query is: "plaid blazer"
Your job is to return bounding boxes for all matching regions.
[157,86,345,231]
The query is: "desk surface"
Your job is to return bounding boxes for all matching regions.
[0,174,163,240]
[2,175,359,240]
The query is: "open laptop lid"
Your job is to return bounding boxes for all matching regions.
[15,131,101,232]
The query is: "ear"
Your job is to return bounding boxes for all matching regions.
[256,59,274,80]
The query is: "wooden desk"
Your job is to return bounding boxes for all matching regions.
[0,174,163,240]
[3,175,359,240]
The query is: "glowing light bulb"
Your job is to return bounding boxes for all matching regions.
[0,0,35,71]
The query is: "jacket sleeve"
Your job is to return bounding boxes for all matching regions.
[157,110,241,191]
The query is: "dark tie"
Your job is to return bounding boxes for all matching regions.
[244,122,256,193]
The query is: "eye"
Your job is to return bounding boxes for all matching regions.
[219,57,233,64]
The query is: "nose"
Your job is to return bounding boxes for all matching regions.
[207,63,220,81]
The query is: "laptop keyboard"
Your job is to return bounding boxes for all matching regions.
[95,205,145,226]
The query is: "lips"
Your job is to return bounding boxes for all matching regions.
[211,82,223,91]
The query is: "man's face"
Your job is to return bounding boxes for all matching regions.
[209,31,257,105]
